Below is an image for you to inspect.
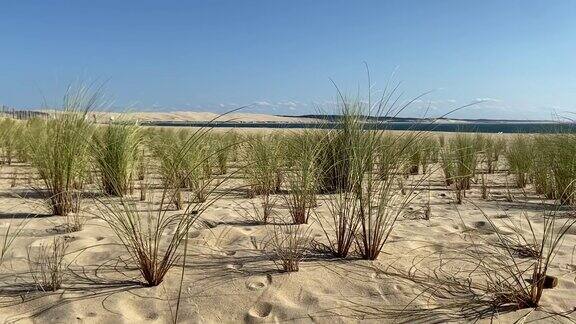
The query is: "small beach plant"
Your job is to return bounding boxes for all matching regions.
[27,85,99,216]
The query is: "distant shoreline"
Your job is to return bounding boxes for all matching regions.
[1,109,572,133]
[140,120,575,133]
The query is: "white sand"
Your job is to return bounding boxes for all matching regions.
[0,130,574,323]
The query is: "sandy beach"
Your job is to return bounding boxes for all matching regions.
[0,112,574,323]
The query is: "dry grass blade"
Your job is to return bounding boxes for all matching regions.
[266,224,312,272]
[318,188,362,257]
[0,214,29,266]
[356,131,425,260]
[27,237,69,291]
[457,204,576,310]
[96,199,198,286]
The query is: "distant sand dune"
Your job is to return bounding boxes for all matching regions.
[85,111,322,123]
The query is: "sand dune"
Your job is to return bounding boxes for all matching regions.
[84,111,321,124]
[0,157,574,323]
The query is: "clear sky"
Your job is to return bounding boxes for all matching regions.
[1,0,575,119]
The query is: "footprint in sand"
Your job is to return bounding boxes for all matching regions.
[299,291,320,306]
[188,230,202,239]
[452,223,465,231]
[201,220,219,229]
[371,270,386,279]
[247,302,272,319]
[245,274,272,291]
[226,262,244,271]
[471,221,510,235]
[246,281,266,290]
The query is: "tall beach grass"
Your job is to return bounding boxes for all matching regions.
[26,85,100,215]
[93,119,142,196]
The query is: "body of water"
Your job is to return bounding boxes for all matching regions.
[141,121,575,133]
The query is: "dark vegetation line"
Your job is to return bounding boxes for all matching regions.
[282,114,555,123]
[140,120,576,134]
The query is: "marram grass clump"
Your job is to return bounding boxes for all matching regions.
[27,86,100,216]
[93,120,142,196]
[505,135,533,188]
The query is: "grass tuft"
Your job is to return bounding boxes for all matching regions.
[27,237,69,291]
[27,85,100,215]
[93,119,142,196]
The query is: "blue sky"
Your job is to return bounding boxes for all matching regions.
[1,1,575,119]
